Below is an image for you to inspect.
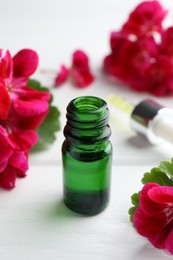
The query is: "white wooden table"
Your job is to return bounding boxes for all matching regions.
[1,0,173,259]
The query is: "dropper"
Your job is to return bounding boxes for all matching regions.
[107,94,173,145]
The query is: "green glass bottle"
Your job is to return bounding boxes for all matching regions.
[62,96,112,215]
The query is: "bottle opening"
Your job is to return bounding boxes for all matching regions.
[73,96,105,112]
[65,96,111,142]
[66,96,109,124]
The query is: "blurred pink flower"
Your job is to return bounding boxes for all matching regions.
[103,1,173,96]
[54,49,94,88]
[122,0,167,37]
[70,50,94,88]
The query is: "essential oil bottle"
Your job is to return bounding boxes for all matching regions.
[62,96,112,215]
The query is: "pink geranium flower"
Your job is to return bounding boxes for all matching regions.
[0,48,50,189]
[133,183,173,255]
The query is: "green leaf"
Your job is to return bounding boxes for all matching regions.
[28,78,61,151]
[142,167,173,186]
[28,78,41,89]
[131,192,140,206]
[159,160,173,180]
[38,106,60,143]
[128,192,140,223]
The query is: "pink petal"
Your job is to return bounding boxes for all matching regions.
[133,206,168,237]
[0,165,16,190]
[140,182,165,215]
[0,126,13,165]
[161,27,173,56]
[54,64,69,87]
[148,222,173,250]
[103,54,121,77]
[13,49,39,77]
[11,77,28,89]
[110,31,130,52]
[165,228,173,255]
[13,98,49,117]
[15,168,27,178]
[149,186,173,204]
[18,86,50,101]
[0,49,13,79]
[0,79,12,120]
[143,54,173,96]
[0,161,8,172]
[71,49,94,88]
[9,107,48,131]
[9,130,38,150]
[71,68,94,88]
[72,50,89,67]
[0,125,9,136]
[9,151,28,172]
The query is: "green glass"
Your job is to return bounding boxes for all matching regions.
[62,96,112,215]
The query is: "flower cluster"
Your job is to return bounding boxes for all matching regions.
[103,1,173,96]
[0,49,50,189]
[134,183,173,255]
[54,49,94,88]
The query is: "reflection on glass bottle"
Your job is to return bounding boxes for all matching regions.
[62,96,112,215]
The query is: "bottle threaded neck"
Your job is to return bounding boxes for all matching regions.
[64,96,111,143]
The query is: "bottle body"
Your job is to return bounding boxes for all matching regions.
[62,96,112,215]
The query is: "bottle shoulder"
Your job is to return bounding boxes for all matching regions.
[62,139,112,162]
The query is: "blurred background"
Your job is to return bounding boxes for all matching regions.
[1,0,173,68]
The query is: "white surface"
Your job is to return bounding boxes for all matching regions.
[1,0,173,259]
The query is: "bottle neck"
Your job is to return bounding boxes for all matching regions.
[64,96,111,144]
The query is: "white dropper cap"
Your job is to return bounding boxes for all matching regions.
[130,99,173,145]
[150,108,173,144]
